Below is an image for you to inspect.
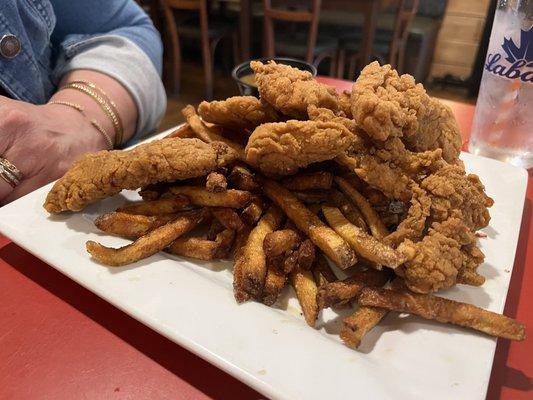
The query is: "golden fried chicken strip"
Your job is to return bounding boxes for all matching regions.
[198,96,279,131]
[246,120,354,176]
[44,139,238,213]
[351,62,461,162]
[251,60,338,118]
[358,287,526,340]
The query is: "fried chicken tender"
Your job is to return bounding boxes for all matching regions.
[420,164,493,231]
[351,62,461,162]
[44,138,238,213]
[251,61,338,119]
[245,120,354,176]
[198,96,279,131]
[397,217,484,293]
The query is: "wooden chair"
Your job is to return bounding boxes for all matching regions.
[160,0,239,100]
[262,0,338,74]
[336,0,419,79]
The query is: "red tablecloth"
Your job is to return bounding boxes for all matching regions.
[1,78,531,400]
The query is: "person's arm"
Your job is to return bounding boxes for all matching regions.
[50,0,166,142]
[0,1,165,203]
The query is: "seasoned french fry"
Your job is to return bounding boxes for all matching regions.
[296,239,316,270]
[329,190,368,231]
[233,206,284,299]
[263,229,301,258]
[317,268,389,310]
[322,206,405,268]
[227,165,260,192]
[240,196,263,225]
[117,196,190,215]
[312,254,338,287]
[341,306,388,349]
[94,212,179,238]
[358,288,526,341]
[138,182,172,201]
[182,105,245,159]
[283,251,299,274]
[340,278,407,348]
[282,171,333,191]
[86,210,204,266]
[335,177,389,239]
[211,207,244,231]
[290,267,319,327]
[293,190,331,204]
[206,219,224,240]
[206,172,227,192]
[165,123,195,139]
[170,186,251,208]
[232,225,252,303]
[262,261,287,306]
[167,229,235,260]
[262,179,357,269]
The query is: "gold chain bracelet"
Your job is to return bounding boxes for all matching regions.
[60,82,123,147]
[48,101,114,150]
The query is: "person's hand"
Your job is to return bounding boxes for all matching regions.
[0,96,109,204]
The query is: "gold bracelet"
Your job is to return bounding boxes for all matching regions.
[60,82,124,147]
[48,101,113,150]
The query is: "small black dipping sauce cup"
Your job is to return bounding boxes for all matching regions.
[232,57,317,97]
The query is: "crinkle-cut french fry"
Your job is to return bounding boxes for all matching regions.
[94,212,179,238]
[262,261,288,306]
[312,254,338,287]
[86,210,204,266]
[241,196,263,225]
[317,268,389,310]
[263,229,301,258]
[296,239,316,270]
[282,171,333,191]
[206,172,227,192]
[170,186,251,208]
[165,123,195,139]
[322,206,405,268]
[227,165,261,192]
[211,207,244,231]
[167,229,235,260]
[262,179,357,269]
[341,306,388,349]
[117,196,190,216]
[290,267,319,327]
[328,190,368,231]
[182,105,245,159]
[233,206,284,299]
[293,190,332,204]
[358,288,526,341]
[334,176,389,239]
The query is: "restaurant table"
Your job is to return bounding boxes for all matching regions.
[1,77,531,400]
[236,0,383,66]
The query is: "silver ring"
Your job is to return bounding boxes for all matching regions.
[0,157,22,188]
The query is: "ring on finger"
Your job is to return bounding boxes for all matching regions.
[0,157,22,188]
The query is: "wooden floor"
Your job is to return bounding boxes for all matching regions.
[158,61,476,134]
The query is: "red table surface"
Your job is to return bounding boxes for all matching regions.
[1,78,532,400]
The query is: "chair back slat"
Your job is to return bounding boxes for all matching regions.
[263,0,323,63]
[388,0,419,72]
[165,0,202,11]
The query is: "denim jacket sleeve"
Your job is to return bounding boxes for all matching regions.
[50,0,166,141]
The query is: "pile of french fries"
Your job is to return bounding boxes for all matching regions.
[86,106,525,349]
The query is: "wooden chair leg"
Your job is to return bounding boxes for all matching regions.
[232,32,241,65]
[328,51,338,77]
[348,53,357,81]
[336,49,346,79]
[160,2,181,95]
[200,33,213,100]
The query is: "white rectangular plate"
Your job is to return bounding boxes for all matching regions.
[0,132,528,400]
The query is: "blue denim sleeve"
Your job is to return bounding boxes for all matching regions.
[50,0,162,74]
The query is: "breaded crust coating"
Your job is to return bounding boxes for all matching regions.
[351,62,461,162]
[44,138,238,213]
[251,61,338,118]
[245,120,354,176]
[198,96,279,131]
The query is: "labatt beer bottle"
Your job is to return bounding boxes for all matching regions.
[470,0,533,169]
